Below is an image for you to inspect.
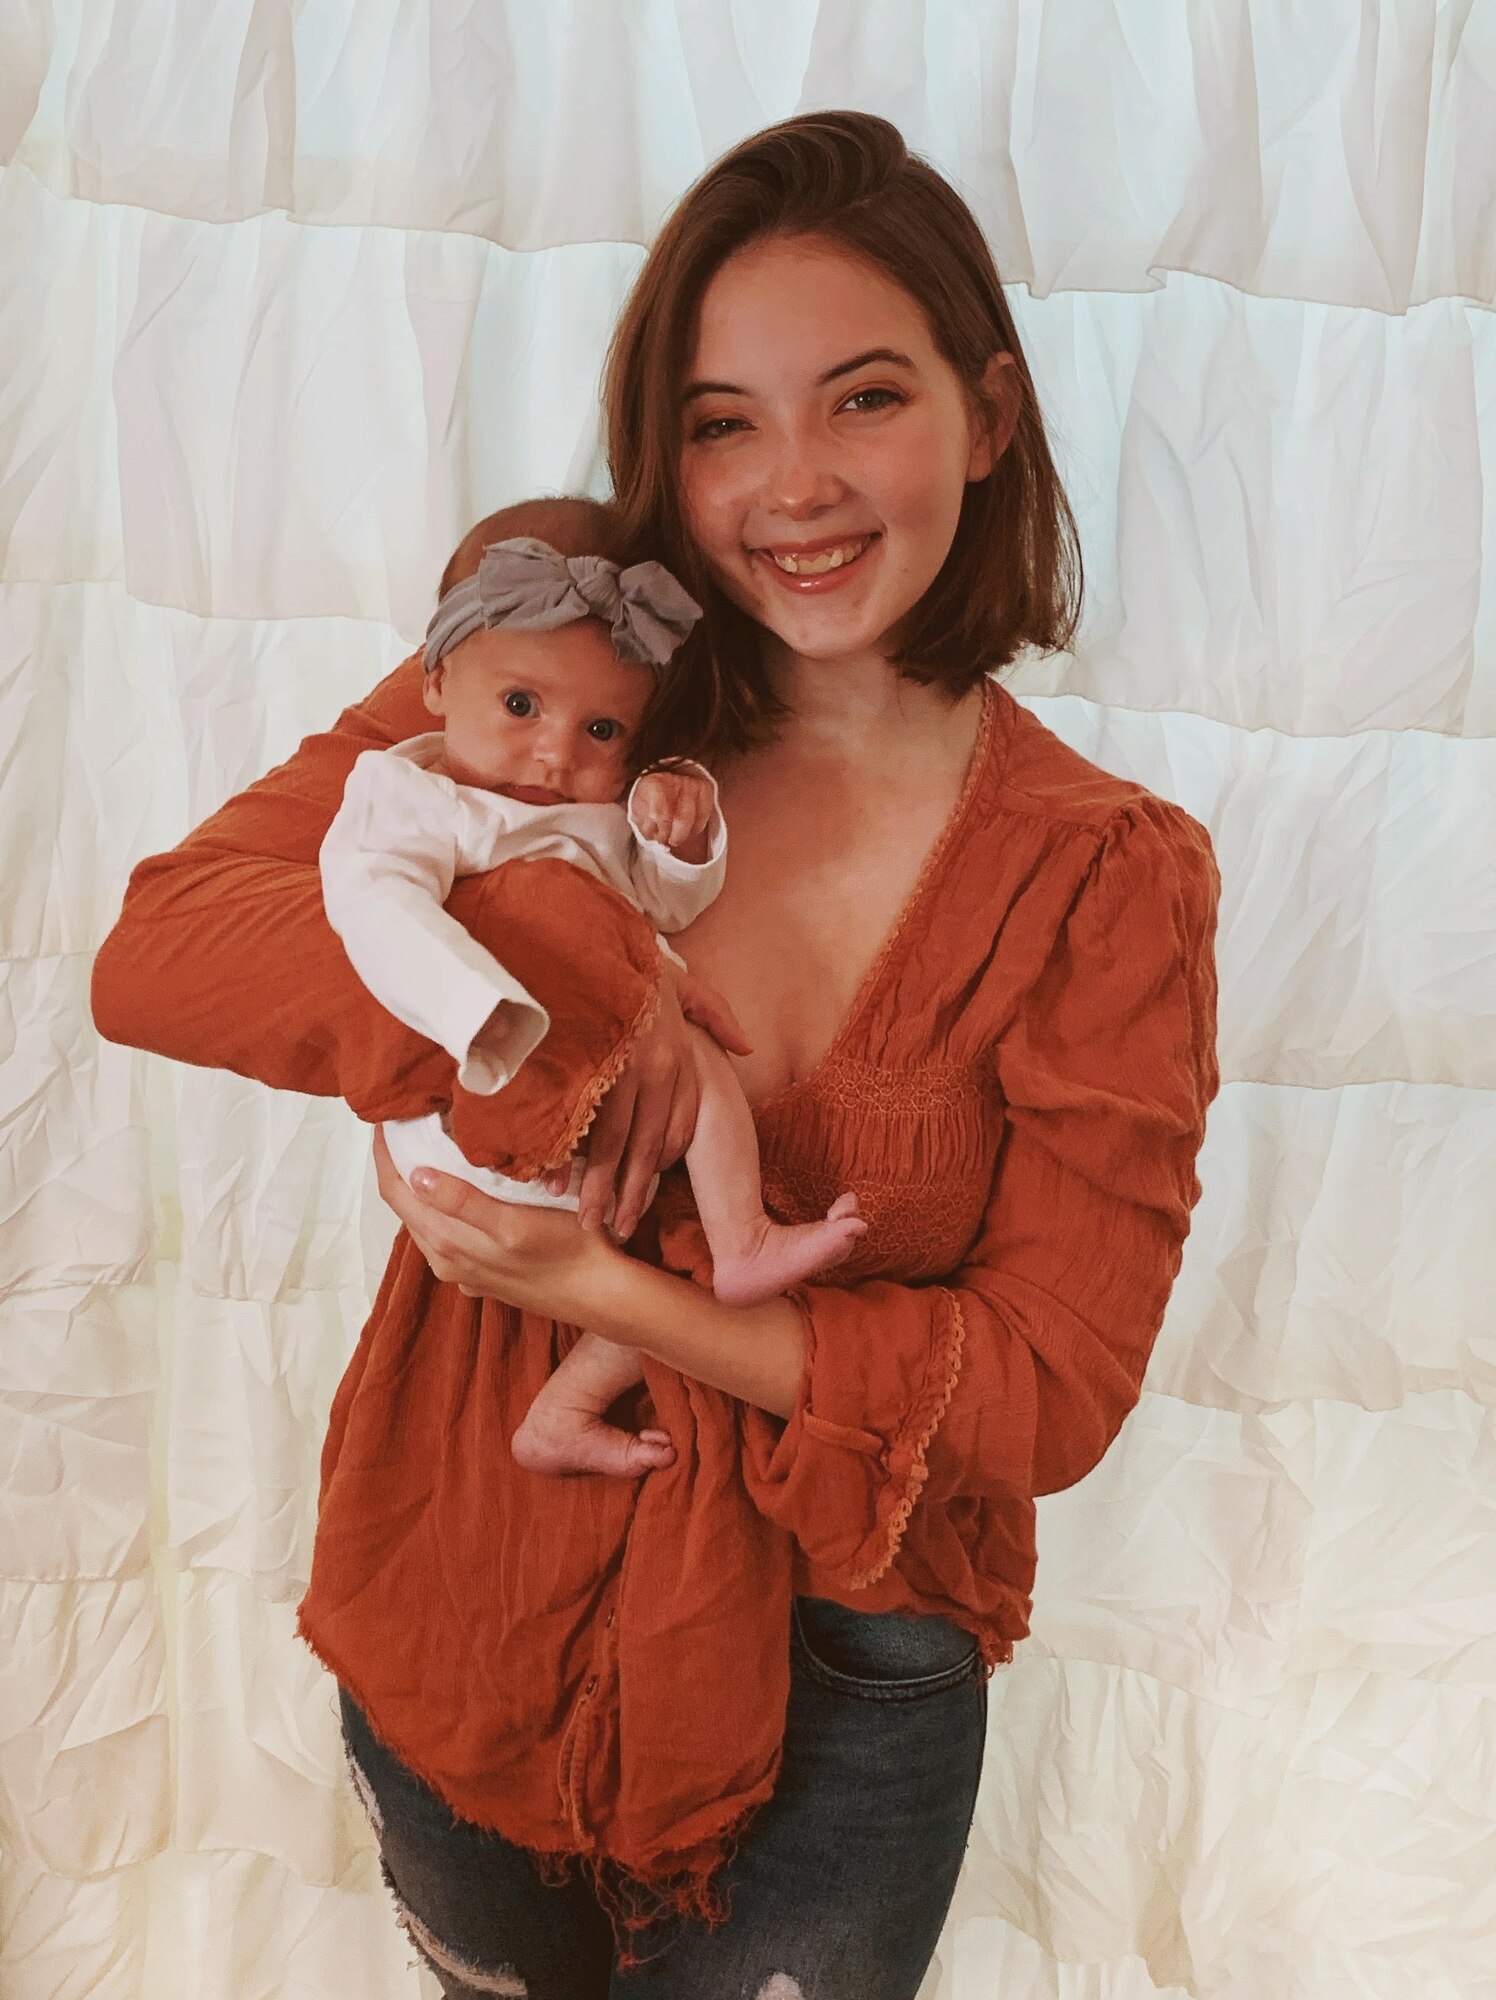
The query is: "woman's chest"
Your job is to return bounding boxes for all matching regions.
[672,777,953,1109]
[666,768,1008,1284]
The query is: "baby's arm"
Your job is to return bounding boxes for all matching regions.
[625,761,727,932]
[320,751,550,1094]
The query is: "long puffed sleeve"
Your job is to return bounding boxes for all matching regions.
[90,656,665,1177]
[320,750,551,1096]
[623,761,728,934]
[91,659,451,1119]
[736,797,1222,1591]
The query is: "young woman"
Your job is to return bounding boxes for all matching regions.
[91,112,1221,2000]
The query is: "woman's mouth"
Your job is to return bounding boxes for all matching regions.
[753,533,880,593]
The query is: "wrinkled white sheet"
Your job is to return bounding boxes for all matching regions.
[1,5,1492,1998]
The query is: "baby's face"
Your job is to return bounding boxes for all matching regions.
[423,620,651,803]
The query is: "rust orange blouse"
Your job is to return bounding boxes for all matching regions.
[90,661,1222,1940]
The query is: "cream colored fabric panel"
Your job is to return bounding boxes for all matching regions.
[0,1289,156,1581]
[1007,285,1495,735]
[1,5,1491,1998]
[0,1850,423,2000]
[950,1659,1494,1998]
[1154,1082,1496,1413]
[0,167,638,622]
[6,2,1495,308]
[167,1287,365,1590]
[1,1577,168,1876]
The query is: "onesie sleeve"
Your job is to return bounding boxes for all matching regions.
[734,796,1222,1589]
[624,760,727,933]
[320,751,550,1095]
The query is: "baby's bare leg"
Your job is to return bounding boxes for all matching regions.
[511,1332,675,1480]
[685,1028,867,1306]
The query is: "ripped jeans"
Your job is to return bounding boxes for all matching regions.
[339,1595,988,2000]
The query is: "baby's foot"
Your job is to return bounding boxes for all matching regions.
[711,1193,868,1307]
[511,1403,675,1481]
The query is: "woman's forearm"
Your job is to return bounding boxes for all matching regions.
[370,1137,807,1416]
[584,1249,807,1419]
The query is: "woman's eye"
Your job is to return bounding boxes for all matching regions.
[689,415,747,444]
[587,719,621,742]
[503,691,534,717]
[841,386,905,415]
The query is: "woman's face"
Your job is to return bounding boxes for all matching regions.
[678,233,1012,671]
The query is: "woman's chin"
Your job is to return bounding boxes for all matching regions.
[756,605,898,668]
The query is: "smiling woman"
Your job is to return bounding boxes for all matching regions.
[605,115,1083,779]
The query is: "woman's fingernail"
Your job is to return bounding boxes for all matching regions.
[411,1168,438,1191]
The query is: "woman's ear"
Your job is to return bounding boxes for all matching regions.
[966,351,1021,482]
[421,665,446,718]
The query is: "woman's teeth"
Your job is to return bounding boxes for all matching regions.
[766,537,872,575]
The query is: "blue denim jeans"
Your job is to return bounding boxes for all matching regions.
[339,1595,988,1999]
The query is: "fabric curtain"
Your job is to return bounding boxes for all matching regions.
[1,5,1491,1995]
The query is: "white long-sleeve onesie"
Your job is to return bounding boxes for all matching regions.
[320,733,727,1204]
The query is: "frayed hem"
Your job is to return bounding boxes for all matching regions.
[575,1794,767,1975]
[302,1606,769,1974]
[471,1791,771,1974]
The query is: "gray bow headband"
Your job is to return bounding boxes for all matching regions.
[423,536,702,672]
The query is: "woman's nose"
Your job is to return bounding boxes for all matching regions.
[765,426,843,517]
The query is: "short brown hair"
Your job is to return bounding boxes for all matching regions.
[602,110,1083,762]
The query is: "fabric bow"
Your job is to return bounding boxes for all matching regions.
[424,536,703,672]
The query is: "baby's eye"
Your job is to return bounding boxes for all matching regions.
[587,718,622,743]
[503,690,535,717]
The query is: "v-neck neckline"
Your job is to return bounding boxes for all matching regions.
[751,675,1006,1126]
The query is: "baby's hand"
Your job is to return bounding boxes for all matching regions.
[632,767,716,865]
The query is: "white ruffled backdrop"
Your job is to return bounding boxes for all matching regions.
[2,5,1493,1996]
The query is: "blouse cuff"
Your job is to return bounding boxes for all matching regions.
[737,1284,968,1591]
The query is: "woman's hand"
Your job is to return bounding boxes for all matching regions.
[373,1127,618,1322]
[373,1129,806,1417]
[572,968,750,1242]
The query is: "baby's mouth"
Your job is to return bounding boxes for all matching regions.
[500,783,572,805]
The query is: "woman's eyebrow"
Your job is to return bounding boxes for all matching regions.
[681,347,917,404]
[817,346,916,385]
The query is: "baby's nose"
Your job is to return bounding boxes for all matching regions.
[533,723,572,769]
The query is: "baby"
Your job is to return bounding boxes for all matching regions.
[320,497,866,1480]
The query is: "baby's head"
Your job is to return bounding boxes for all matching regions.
[423,497,700,803]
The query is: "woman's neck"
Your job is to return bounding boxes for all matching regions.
[762,640,977,762]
